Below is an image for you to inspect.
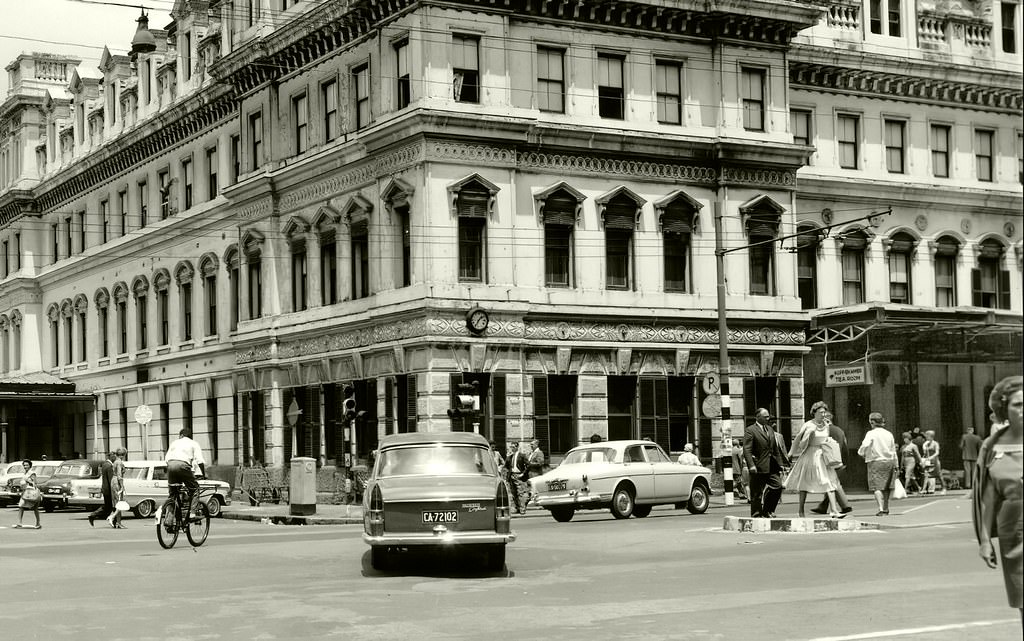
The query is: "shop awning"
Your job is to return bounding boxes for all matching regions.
[0,371,92,401]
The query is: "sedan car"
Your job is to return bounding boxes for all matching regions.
[0,461,62,506]
[362,432,516,571]
[38,459,105,511]
[68,460,232,518]
[528,440,712,522]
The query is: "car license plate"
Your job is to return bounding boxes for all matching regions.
[90,492,101,499]
[546,479,567,491]
[47,489,61,495]
[421,511,458,523]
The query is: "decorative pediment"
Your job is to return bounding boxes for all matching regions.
[311,205,341,231]
[740,194,785,236]
[282,214,310,238]
[381,177,415,214]
[112,281,129,303]
[174,260,195,284]
[95,287,110,308]
[0,315,8,330]
[653,190,703,235]
[198,252,219,277]
[73,294,89,313]
[223,245,240,267]
[341,194,374,225]
[60,298,73,318]
[447,174,500,218]
[241,229,265,256]
[47,303,60,323]
[595,186,645,230]
[10,309,22,326]
[152,268,171,291]
[131,275,150,296]
[535,182,586,226]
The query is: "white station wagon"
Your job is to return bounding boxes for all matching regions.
[529,440,712,522]
[70,460,231,518]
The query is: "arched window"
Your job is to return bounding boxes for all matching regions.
[0,315,9,373]
[931,235,959,306]
[839,229,870,305]
[95,288,110,358]
[175,261,195,342]
[241,231,264,319]
[225,246,240,330]
[10,310,21,370]
[199,253,218,336]
[973,239,1010,309]
[796,224,822,309]
[112,282,129,354]
[60,299,73,365]
[74,295,88,362]
[886,232,916,304]
[153,269,171,346]
[132,276,149,351]
[47,303,60,367]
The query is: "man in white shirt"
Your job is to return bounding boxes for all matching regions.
[165,427,206,513]
[858,412,898,516]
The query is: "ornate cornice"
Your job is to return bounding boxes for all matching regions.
[789,60,1023,112]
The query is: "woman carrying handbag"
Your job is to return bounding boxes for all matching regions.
[13,460,42,529]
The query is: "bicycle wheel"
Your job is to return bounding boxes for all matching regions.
[185,500,211,547]
[156,499,179,549]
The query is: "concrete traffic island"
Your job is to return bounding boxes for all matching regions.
[722,515,879,533]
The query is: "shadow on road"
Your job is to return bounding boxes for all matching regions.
[360,549,516,579]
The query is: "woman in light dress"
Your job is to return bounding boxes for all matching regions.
[786,401,843,518]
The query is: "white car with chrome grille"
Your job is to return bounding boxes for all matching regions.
[529,440,712,522]
[362,432,516,572]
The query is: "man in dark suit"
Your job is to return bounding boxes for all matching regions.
[743,408,788,518]
[88,451,115,527]
[506,441,527,515]
[812,413,853,515]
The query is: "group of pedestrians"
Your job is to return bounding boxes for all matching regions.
[489,439,545,514]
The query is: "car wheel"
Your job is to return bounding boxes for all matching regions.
[687,483,710,514]
[484,544,506,572]
[205,496,223,517]
[550,506,575,522]
[632,504,652,518]
[134,499,156,519]
[370,547,389,571]
[610,486,635,519]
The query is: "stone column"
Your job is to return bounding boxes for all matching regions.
[307,230,323,308]
[266,372,285,468]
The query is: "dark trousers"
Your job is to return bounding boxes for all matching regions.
[90,491,113,521]
[749,471,784,517]
[814,470,851,512]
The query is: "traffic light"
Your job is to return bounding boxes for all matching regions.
[447,381,479,419]
[343,384,357,421]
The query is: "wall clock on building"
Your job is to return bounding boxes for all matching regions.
[466,307,489,334]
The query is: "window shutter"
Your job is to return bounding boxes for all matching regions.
[543,193,577,227]
[303,387,320,459]
[458,186,490,218]
[639,378,656,443]
[971,268,983,306]
[283,389,293,463]
[384,378,394,436]
[603,200,637,230]
[778,378,792,446]
[661,213,692,235]
[533,376,549,455]
[998,270,1011,309]
[743,378,757,425]
[405,374,417,433]
[364,379,378,454]
[492,374,507,445]
[655,377,669,453]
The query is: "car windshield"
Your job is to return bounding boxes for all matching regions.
[53,463,93,477]
[561,447,617,465]
[377,445,495,477]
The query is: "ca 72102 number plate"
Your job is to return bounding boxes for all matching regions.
[421,511,458,523]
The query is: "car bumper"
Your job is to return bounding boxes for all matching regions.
[363,531,516,546]
[534,490,611,509]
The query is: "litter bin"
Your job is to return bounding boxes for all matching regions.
[289,457,317,516]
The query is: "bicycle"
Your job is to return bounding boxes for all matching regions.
[156,482,211,549]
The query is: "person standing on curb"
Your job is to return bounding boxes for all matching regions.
[858,413,898,516]
[972,375,1023,626]
[88,452,115,527]
[811,411,853,515]
[743,408,788,518]
[961,427,983,489]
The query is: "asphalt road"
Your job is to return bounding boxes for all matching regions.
[0,506,1018,641]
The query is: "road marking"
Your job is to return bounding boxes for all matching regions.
[803,618,1018,640]
[899,499,942,514]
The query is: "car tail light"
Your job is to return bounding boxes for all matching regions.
[496,481,511,534]
[366,485,384,537]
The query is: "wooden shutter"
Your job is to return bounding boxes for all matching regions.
[543,193,577,227]
[405,373,417,433]
[778,378,792,446]
[939,385,963,472]
[742,378,757,426]
[971,268,983,306]
[282,389,293,463]
[303,387,320,459]
[458,185,490,218]
[492,374,507,445]
[603,200,637,230]
[363,379,378,455]
[638,378,670,453]
[384,377,394,436]
[533,376,550,455]
[998,270,1011,309]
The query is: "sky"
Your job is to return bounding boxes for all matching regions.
[0,0,175,97]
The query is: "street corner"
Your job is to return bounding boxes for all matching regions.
[723,515,879,533]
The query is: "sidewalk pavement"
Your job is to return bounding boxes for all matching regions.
[219,489,974,529]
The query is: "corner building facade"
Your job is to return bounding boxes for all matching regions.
[1,0,829,470]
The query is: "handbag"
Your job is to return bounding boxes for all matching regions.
[892,477,907,500]
[22,485,42,504]
[820,437,843,468]
[115,500,131,511]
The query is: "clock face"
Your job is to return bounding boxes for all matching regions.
[467,308,489,333]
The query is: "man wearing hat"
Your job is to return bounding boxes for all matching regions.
[677,443,702,466]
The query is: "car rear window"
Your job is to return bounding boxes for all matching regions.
[562,447,616,465]
[33,464,60,476]
[53,463,95,477]
[124,468,149,480]
[377,445,495,477]
[3,463,22,475]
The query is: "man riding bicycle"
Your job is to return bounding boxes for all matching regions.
[164,427,207,516]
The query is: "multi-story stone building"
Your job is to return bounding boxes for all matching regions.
[0,1,1019,484]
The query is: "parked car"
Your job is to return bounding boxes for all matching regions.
[68,460,232,518]
[528,440,712,522]
[0,460,62,507]
[362,432,516,571]
[38,459,105,512]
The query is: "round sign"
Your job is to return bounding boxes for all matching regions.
[134,404,153,425]
[701,394,722,418]
[702,373,720,395]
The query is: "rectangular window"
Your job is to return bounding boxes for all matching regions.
[118,189,128,236]
[137,295,148,350]
[395,40,410,109]
[181,157,194,210]
[77,210,85,253]
[741,68,765,131]
[351,223,369,299]
[230,134,240,183]
[292,93,308,155]
[64,315,72,364]
[249,112,263,170]
[13,233,20,270]
[50,321,58,367]
[181,282,192,341]
[138,180,148,228]
[791,109,811,146]
[157,288,169,346]
[837,114,859,169]
[1018,132,1023,184]
[1,239,7,279]
[100,200,109,244]
[655,60,682,125]
[888,251,911,303]
[931,124,950,178]
[206,147,218,199]
[975,129,994,182]
[605,229,632,290]
[870,0,902,36]
[353,65,369,130]
[321,79,338,142]
[98,306,109,357]
[545,225,572,287]
[51,223,59,264]
[841,248,865,304]
[537,47,564,113]
[664,233,689,293]
[229,261,239,331]
[935,255,956,306]
[204,273,217,335]
[1003,2,1018,53]
[77,310,86,362]
[458,218,485,282]
[452,35,480,103]
[182,32,192,81]
[64,216,72,258]
[749,242,774,296]
[797,243,817,309]
[597,53,624,119]
[117,299,127,353]
[158,170,170,219]
[291,244,307,311]
[207,398,219,462]
[321,236,337,305]
[399,206,411,288]
[884,119,905,174]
